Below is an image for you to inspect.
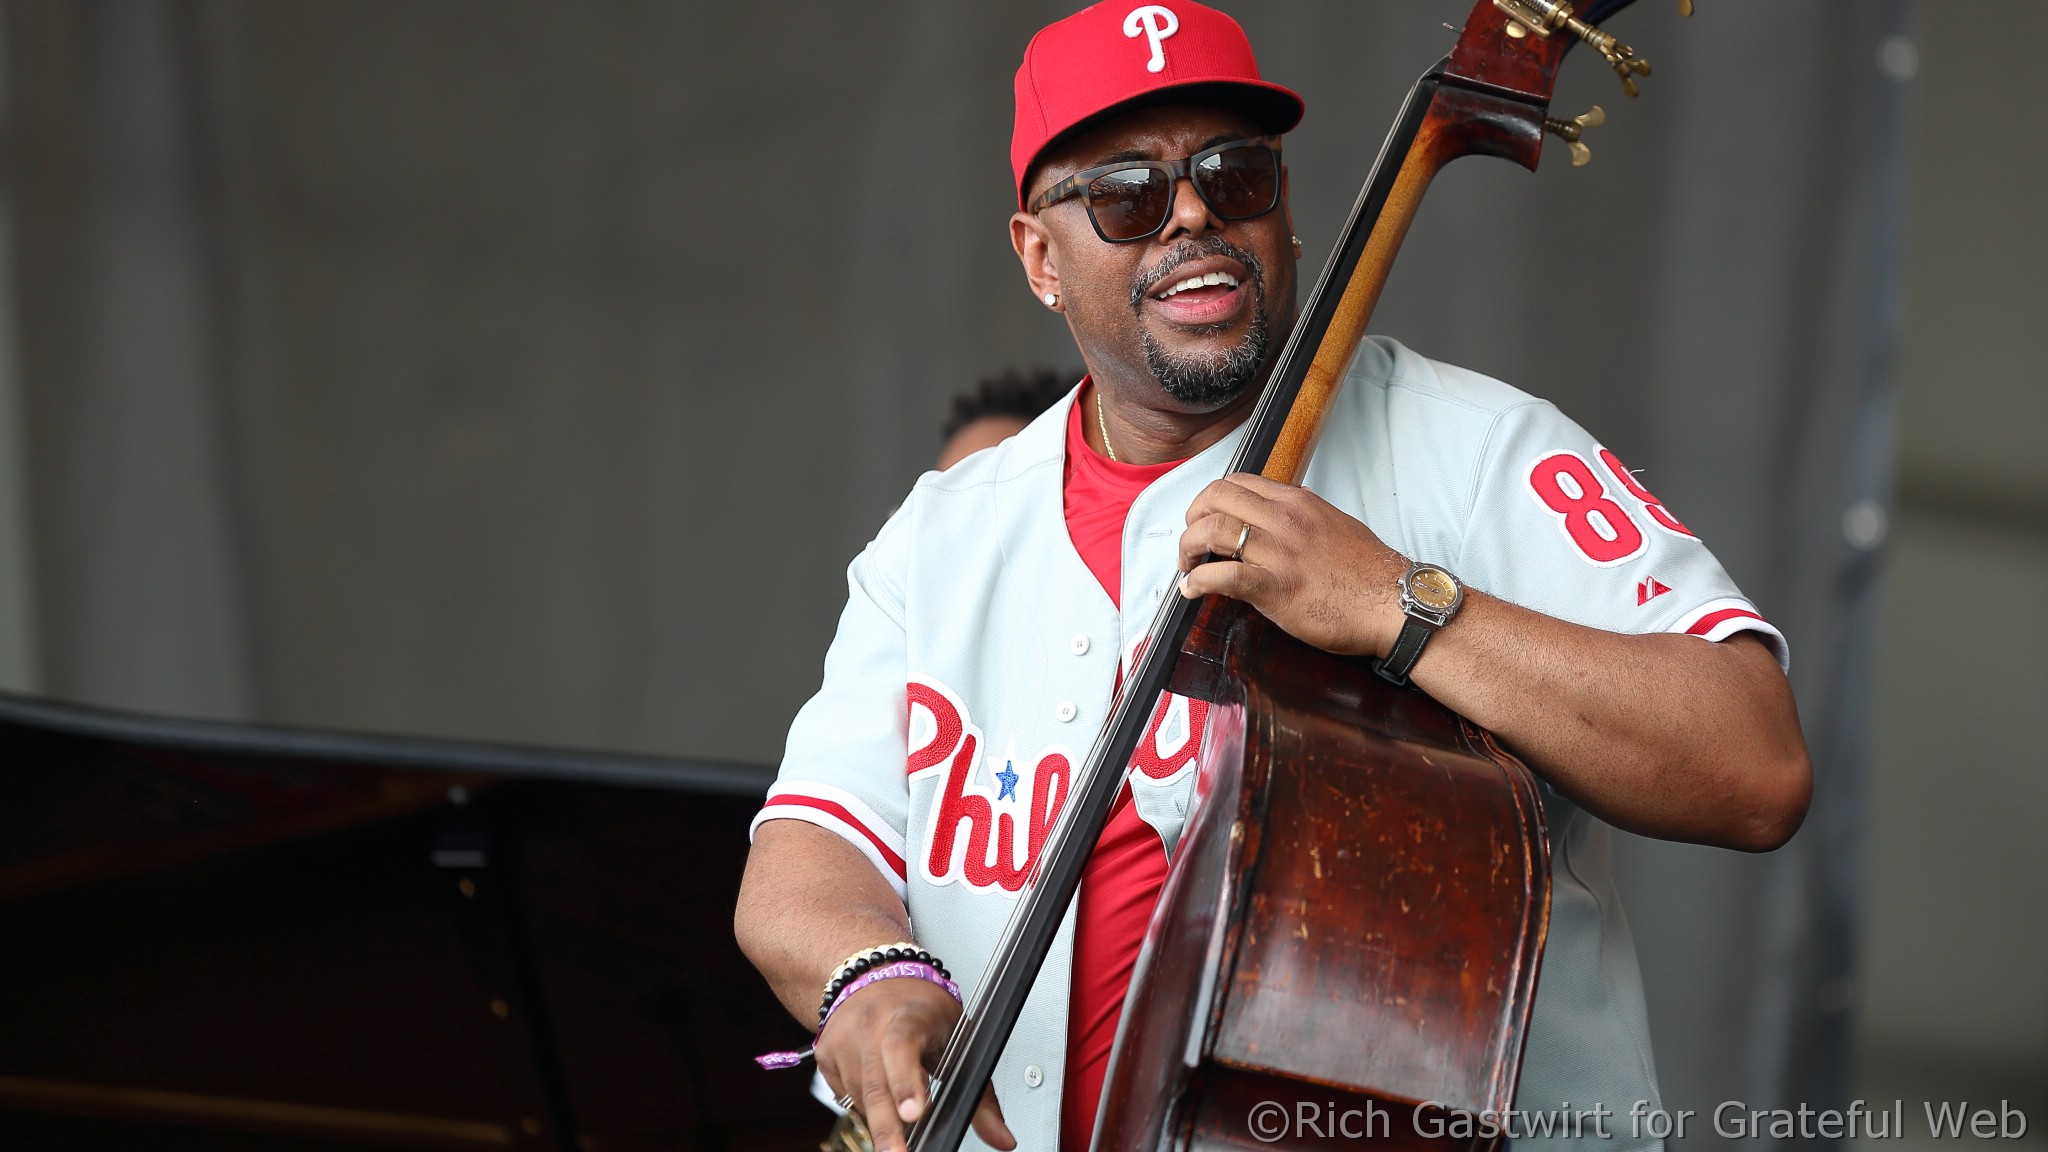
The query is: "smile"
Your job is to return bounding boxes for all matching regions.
[1142,252,1254,327]
[1155,271,1241,299]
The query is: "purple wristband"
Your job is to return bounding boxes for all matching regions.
[825,961,961,1028]
[754,961,962,1071]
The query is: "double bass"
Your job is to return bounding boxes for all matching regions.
[903,3,1685,1150]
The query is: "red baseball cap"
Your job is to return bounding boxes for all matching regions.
[1012,2,1304,209]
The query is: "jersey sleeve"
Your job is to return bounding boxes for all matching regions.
[1455,400,1789,671]
[749,504,916,901]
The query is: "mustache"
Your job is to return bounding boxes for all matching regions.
[1128,235,1265,311]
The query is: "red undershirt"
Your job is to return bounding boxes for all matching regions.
[1059,386,1177,1152]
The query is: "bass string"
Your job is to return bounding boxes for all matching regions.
[926,585,1186,1082]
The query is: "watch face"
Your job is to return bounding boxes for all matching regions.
[1407,566,1460,612]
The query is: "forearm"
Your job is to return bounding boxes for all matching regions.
[1408,591,1811,850]
[1175,473,1814,851]
[738,820,1012,1151]
[735,819,917,1024]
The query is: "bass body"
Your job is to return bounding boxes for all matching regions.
[1097,606,1548,1152]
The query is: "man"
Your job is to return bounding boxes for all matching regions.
[938,369,1080,470]
[737,5,1811,1152]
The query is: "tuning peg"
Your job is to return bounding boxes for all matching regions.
[1571,21,1652,96]
[1678,0,1695,15]
[1544,104,1606,166]
[1601,43,1653,97]
[1491,0,1656,97]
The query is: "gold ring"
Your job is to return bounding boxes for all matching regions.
[1231,522,1252,561]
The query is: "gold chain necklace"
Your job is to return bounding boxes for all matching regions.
[1095,388,1119,463]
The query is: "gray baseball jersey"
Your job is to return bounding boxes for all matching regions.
[754,336,1784,1152]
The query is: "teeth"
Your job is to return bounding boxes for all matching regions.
[1158,270,1241,298]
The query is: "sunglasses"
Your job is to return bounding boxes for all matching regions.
[1029,136,1283,244]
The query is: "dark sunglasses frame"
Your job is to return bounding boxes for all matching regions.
[1029,135,1284,244]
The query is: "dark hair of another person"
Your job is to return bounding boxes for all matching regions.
[941,368,1082,441]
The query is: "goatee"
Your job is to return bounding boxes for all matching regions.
[1132,237,1271,409]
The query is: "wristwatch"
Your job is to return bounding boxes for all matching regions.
[1374,562,1464,686]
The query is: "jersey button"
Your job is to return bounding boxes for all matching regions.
[1023,1065,1044,1088]
[1070,633,1090,655]
[1056,702,1077,723]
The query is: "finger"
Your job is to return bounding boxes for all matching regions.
[878,1023,933,1125]
[971,1083,1018,1151]
[815,1030,867,1111]
[1206,472,1340,535]
[816,1060,849,1109]
[1179,558,1268,603]
[860,1062,910,1152]
[1183,474,1278,527]
[1177,512,1251,571]
[1222,471,1306,499]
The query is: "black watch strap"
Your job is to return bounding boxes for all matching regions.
[1374,617,1436,686]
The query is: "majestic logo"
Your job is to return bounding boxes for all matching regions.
[907,676,1208,894]
[1123,5,1179,73]
[1636,576,1672,605]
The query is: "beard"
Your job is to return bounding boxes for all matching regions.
[1131,236,1272,409]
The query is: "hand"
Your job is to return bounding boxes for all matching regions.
[1178,473,1410,658]
[815,978,1014,1152]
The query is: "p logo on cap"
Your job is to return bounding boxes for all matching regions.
[1010,0,1305,209]
[1123,5,1180,73]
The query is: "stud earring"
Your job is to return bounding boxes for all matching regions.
[1043,292,1059,308]
[1290,235,1304,256]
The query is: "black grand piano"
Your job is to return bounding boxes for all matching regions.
[0,690,821,1151]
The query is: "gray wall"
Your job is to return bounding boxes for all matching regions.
[3,0,1880,760]
[5,0,2039,1145]
[1854,2,2048,1142]
[0,9,34,693]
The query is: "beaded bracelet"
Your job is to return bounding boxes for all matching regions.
[755,959,961,1071]
[829,961,961,1027]
[818,943,950,1027]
